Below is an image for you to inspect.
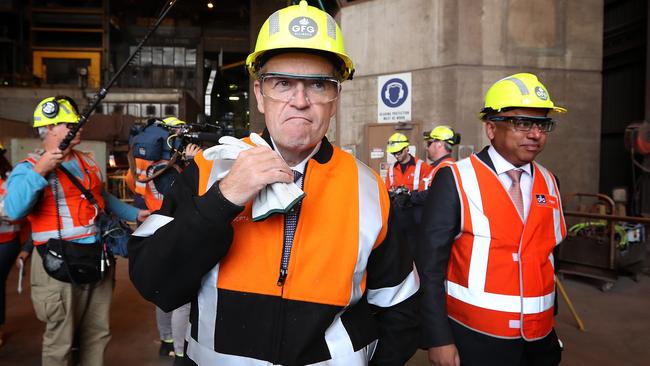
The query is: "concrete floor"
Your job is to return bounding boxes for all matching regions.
[1,258,649,366]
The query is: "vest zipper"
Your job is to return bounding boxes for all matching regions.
[277,203,298,287]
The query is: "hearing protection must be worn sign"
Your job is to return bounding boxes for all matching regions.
[378,73,411,123]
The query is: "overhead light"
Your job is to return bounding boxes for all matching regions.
[229,96,240,101]
[207,1,214,9]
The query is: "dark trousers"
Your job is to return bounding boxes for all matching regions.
[0,238,20,325]
[451,320,562,366]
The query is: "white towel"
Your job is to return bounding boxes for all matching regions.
[202,133,305,221]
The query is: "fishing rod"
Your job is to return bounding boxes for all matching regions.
[59,0,179,151]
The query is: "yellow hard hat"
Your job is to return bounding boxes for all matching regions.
[246,0,354,81]
[387,132,409,154]
[479,73,567,119]
[33,96,80,128]
[0,142,4,151]
[425,125,460,145]
[162,116,186,127]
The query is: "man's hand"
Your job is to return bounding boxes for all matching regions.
[137,209,151,222]
[33,149,64,176]
[219,146,293,206]
[15,250,30,269]
[184,143,202,159]
[428,344,460,366]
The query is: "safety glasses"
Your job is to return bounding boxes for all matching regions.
[487,115,555,133]
[259,72,341,104]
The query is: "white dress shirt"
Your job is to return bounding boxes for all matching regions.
[271,137,321,187]
[487,146,532,221]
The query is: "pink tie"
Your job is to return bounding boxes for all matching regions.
[506,169,524,218]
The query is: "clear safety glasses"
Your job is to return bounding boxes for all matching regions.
[259,72,341,104]
[487,115,556,133]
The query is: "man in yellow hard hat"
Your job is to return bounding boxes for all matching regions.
[417,73,567,366]
[385,132,431,193]
[409,125,461,225]
[3,96,149,366]
[128,2,419,365]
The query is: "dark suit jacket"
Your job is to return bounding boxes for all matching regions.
[415,146,559,348]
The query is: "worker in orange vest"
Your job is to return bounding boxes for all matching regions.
[385,132,431,194]
[385,132,432,257]
[417,73,567,366]
[3,96,149,366]
[411,125,461,226]
[127,2,419,364]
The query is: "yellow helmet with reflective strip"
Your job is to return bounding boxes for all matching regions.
[162,116,186,127]
[387,132,409,154]
[425,125,460,145]
[33,96,80,128]
[479,73,567,119]
[246,0,354,81]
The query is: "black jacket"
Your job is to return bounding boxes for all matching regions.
[128,131,419,366]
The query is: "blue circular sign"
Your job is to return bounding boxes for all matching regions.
[380,78,408,108]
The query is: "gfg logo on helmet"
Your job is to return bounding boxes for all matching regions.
[289,17,318,39]
[535,86,548,101]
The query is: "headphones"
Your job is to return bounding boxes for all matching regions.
[41,95,80,119]
[41,100,59,118]
[384,82,405,103]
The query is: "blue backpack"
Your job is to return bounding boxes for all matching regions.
[129,123,172,162]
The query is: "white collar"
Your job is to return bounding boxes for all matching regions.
[487,145,532,176]
[270,137,321,175]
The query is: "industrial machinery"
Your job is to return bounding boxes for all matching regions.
[558,194,649,291]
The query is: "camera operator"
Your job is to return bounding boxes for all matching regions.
[125,116,197,362]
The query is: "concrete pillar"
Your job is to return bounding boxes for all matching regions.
[338,0,603,195]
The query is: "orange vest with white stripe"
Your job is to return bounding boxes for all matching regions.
[0,177,20,242]
[26,151,105,245]
[193,143,390,306]
[422,157,455,189]
[446,155,566,340]
[386,156,431,192]
[126,158,166,211]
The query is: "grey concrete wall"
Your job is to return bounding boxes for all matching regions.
[338,0,603,196]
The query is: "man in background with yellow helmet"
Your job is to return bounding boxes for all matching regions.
[128,2,418,365]
[3,96,149,366]
[417,73,567,366]
[385,132,431,194]
[409,125,461,226]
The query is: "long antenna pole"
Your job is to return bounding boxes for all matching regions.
[59,0,179,151]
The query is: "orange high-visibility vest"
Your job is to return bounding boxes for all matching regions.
[126,157,166,211]
[0,178,20,242]
[422,157,455,189]
[26,151,105,245]
[446,155,566,340]
[386,156,431,192]
[193,143,390,306]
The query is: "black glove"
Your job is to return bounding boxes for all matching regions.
[391,191,412,208]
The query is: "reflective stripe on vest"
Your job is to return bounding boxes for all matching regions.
[26,151,104,245]
[446,155,566,340]
[0,221,19,242]
[388,158,423,191]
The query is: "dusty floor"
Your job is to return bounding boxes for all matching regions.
[1,258,648,366]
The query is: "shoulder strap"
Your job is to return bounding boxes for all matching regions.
[58,165,102,211]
